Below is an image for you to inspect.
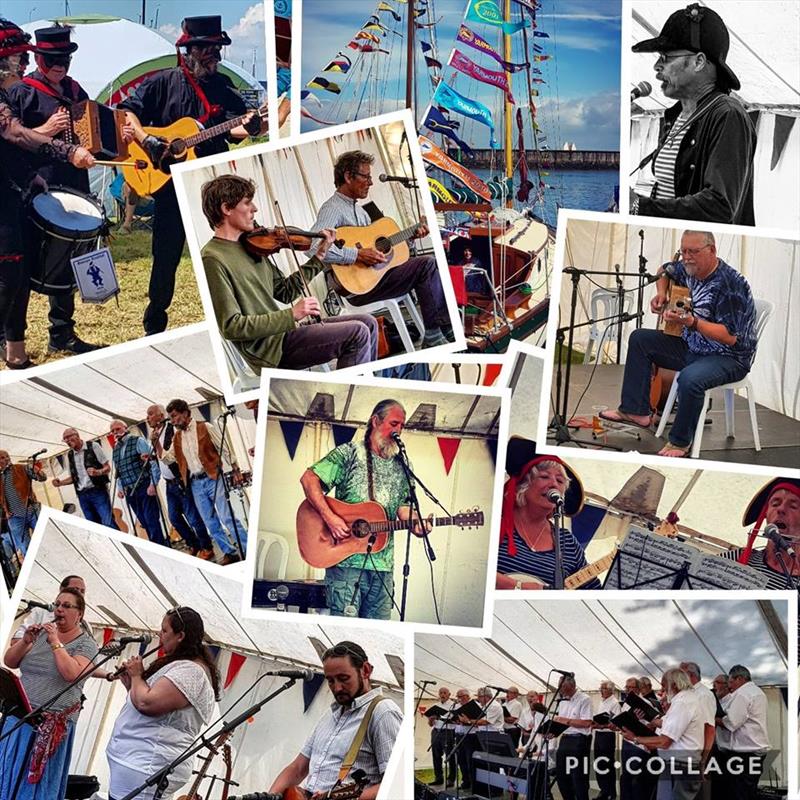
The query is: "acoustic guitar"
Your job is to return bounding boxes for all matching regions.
[176,730,233,800]
[122,103,268,197]
[296,497,484,568]
[329,217,425,295]
[231,771,368,799]
[506,549,618,590]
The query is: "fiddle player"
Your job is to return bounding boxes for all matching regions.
[117,15,268,336]
[599,230,756,458]
[199,173,379,372]
[7,23,102,355]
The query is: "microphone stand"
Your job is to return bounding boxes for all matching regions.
[14,599,48,621]
[551,499,565,590]
[636,229,647,331]
[210,409,246,559]
[121,676,300,800]
[614,264,625,364]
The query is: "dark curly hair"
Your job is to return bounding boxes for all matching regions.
[142,607,221,699]
[333,150,375,188]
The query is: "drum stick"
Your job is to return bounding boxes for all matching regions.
[94,159,148,169]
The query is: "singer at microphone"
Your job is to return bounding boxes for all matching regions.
[497,438,601,591]
[0,447,47,560]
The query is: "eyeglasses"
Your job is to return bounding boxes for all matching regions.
[167,606,186,629]
[53,601,78,610]
[352,171,373,182]
[680,244,712,257]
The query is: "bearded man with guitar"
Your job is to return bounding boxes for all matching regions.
[266,641,402,800]
[117,16,268,336]
[600,230,756,457]
[312,150,454,349]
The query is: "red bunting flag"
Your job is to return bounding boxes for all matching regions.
[102,628,114,646]
[224,652,247,689]
[437,438,461,476]
[483,364,503,386]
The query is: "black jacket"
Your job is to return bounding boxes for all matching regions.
[638,91,756,225]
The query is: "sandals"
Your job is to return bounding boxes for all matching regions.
[598,409,653,430]
[657,443,691,458]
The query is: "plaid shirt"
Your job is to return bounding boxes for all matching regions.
[112,434,160,490]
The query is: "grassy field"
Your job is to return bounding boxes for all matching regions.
[3,230,204,369]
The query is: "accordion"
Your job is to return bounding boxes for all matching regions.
[69,100,129,161]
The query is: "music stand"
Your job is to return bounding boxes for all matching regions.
[0,666,38,800]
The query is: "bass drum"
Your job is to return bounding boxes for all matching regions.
[25,186,106,295]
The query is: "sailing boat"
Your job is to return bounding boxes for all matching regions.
[301,0,559,352]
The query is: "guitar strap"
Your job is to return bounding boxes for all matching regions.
[179,59,223,124]
[23,75,79,103]
[337,696,383,783]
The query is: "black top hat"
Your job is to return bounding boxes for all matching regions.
[32,24,78,56]
[632,3,740,91]
[504,436,584,517]
[0,18,32,58]
[742,477,800,527]
[177,16,232,48]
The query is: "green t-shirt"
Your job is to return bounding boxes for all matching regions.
[310,440,412,572]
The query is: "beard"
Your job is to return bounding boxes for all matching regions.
[185,52,219,80]
[374,433,399,459]
[333,674,365,707]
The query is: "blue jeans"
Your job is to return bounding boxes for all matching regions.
[620,329,749,447]
[124,482,166,546]
[77,486,116,528]
[324,565,394,620]
[3,506,37,558]
[165,479,212,551]
[190,475,247,557]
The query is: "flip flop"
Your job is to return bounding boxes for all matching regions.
[658,443,691,458]
[598,409,653,431]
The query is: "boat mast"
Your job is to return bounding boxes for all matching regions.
[503,0,513,208]
[406,0,415,118]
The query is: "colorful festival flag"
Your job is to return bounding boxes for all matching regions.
[466,0,530,35]
[307,76,341,94]
[449,49,514,103]
[377,2,402,22]
[323,53,352,73]
[422,105,474,154]
[456,25,528,72]
[358,45,390,53]
[428,176,456,203]
[425,55,443,69]
[420,40,432,52]
[533,54,551,62]
[355,31,380,43]
[432,80,501,149]
[418,135,492,199]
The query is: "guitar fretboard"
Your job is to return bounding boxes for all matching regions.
[368,515,479,533]
[184,107,265,148]
[386,224,423,247]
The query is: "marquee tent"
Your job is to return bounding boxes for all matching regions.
[415,597,790,784]
[630,0,800,230]
[5,517,405,798]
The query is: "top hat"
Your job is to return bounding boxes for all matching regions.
[32,24,78,56]
[177,16,232,48]
[632,3,740,91]
[741,477,800,527]
[0,18,32,58]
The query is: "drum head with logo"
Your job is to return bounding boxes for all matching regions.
[31,187,104,241]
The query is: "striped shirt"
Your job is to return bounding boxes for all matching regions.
[312,190,372,265]
[653,109,691,200]
[497,526,601,589]
[112,433,160,490]
[301,688,402,795]
[1,465,40,517]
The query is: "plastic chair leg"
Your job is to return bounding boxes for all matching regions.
[724,388,736,438]
[402,294,425,339]
[387,300,415,352]
[690,395,710,458]
[746,386,761,452]
[655,375,680,439]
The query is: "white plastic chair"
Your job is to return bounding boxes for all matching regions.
[655,299,774,458]
[220,337,260,393]
[339,293,425,353]
[584,287,634,364]
[256,533,290,581]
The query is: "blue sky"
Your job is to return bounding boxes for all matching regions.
[300,0,621,150]
[0,0,267,79]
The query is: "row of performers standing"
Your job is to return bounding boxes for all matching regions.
[0,15,268,368]
[425,665,770,800]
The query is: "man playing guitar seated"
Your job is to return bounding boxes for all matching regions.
[313,150,454,348]
[268,641,402,800]
[600,229,756,457]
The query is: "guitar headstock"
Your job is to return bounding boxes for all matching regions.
[223,742,232,769]
[454,507,484,528]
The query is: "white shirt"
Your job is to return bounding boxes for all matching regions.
[518,705,544,736]
[721,681,769,753]
[477,700,504,731]
[503,697,523,730]
[164,418,229,477]
[152,425,178,481]
[596,695,622,731]
[558,691,593,736]
[716,693,733,750]
[692,681,717,727]
[433,699,458,730]
[66,441,109,491]
[657,689,704,757]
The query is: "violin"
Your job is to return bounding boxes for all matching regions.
[241,226,344,259]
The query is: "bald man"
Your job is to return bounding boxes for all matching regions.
[0,449,45,561]
[52,428,115,528]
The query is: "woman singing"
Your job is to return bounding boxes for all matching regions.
[495,437,600,590]
[105,606,219,800]
[0,586,99,799]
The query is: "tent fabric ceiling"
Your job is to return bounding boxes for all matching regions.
[25,520,404,688]
[0,332,223,460]
[268,378,501,436]
[631,1,800,111]
[416,598,788,694]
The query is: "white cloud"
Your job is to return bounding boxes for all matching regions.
[158,22,180,41]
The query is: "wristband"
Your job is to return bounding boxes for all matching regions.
[51,642,65,651]
[690,315,699,332]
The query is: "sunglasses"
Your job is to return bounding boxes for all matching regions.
[322,643,367,662]
[42,54,72,68]
[167,606,185,628]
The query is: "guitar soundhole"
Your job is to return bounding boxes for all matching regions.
[351,519,371,539]
[375,237,392,255]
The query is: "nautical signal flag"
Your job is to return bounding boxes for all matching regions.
[425,55,443,69]
[307,76,341,94]
[466,0,530,35]
[323,53,352,73]
[433,80,502,149]
[533,54,551,62]
[378,2,402,22]
[356,31,380,43]
[422,105,474,154]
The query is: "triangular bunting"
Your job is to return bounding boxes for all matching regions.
[102,627,114,646]
[279,420,304,460]
[303,673,326,711]
[483,364,503,386]
[224,652,247,689]
[771,115,796,170]
[332,424,357,448]
[486,438,497,465]
[437,438,461,476]
[198,404,211,422]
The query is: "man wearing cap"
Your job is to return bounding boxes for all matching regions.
[7,23,103,355]
[630,3,755,225]
[118,16,268,336]
[496,437,600,589]
[268,641,402,800]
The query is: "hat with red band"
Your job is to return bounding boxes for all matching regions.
[737,477,800,564]
[175,16,232,48]
[0,18,33,58]
[501,437,584,556]
[32,24,78,56]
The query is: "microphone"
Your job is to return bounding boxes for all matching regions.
[265,668,315,681]
[484,684,510,693]
[30,448,47,459]
[119,633,153,646]
[614,263,622,288]
[764,524,796,557]
[390,431,402,442]
[419,679,437,685]
[217,407,235,422]
[545,489,564,507]
[619,311,644,324]
[25,599,54,612]
[379,173,416,186]
[630,81,652,102]
[552,669,575,677]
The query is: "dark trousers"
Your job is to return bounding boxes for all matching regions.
[350,255,449,330]
[77,486,116,529]
[278,313,378,369]
[125,482,166,545]
[165,478,212,551]
[457,733,478,788]
[146,183,185,334]
[620,329,749,447]
[556,734,591,800]
[594,730,617,798]
[720,752,764,800]
[0,193,29,342]
[506,727,522,747]
[431,727,456,784]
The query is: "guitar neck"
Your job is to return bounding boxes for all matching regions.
[564,550,616,590]
[373,516,465,533]
[387,224,422,247]
[184,108,262,148]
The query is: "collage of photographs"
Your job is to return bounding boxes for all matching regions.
[0,1,797,799]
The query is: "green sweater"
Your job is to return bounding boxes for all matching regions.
[201,237,325,370]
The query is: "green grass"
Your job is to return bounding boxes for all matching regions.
[4,230,204,368]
